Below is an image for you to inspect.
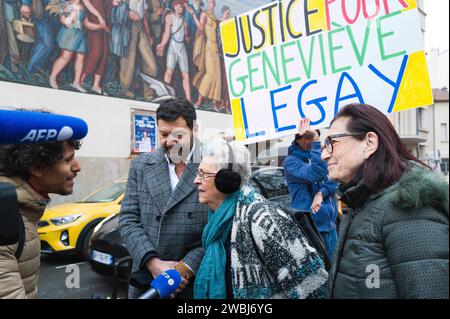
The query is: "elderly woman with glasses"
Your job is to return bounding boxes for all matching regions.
[193,139,328,299]
[322,104,449,299]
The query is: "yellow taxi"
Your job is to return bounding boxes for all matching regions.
[38,178,127,259]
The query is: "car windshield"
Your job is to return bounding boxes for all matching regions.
[80,182,127,203]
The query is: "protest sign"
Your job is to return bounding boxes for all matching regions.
[220,0,433,143]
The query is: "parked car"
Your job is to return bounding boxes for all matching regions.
[88,167,291,278]
[38,178,127,259]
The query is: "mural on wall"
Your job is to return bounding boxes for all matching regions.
[0,0,271,114]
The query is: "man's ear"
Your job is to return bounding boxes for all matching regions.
[28,165,44,179]
[364,132,379,160]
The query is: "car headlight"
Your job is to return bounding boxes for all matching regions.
[50,214,83,226]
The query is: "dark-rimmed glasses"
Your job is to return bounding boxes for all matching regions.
[323,132,367,154]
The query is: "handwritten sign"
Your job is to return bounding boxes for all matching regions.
[220,0,433,143]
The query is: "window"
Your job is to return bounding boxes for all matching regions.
[80,182,127,203]
[418,108,426,130]
[440,159,449,176]
[441,123,448,142]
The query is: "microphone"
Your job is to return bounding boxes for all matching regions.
[137,269,182,299]
[0,109,88,144]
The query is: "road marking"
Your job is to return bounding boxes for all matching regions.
[55,262,88,269]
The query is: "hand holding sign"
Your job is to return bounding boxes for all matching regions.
[299,118,320,142]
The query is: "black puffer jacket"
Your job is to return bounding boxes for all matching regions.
[329,166,449,299]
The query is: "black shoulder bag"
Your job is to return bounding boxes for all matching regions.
[0,183,25,259]
[289,209,331,271]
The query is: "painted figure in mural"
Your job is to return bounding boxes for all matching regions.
[161,0,173,11]
[183,0,202,102]
[19,0,104,74]
[0,2,9,65]
[119,0,158,101]
[19,0,50,73]
[10,0,35,69]
[19,0,54,73]
[218,5,231,113]
[48,0,107,92]
[109,0,129,58]
[156,0,191,101]
[81,0,112,95]
[147,0,165,43]
[107,0,129,89]
[189,0,221,110]
[2,0,21,72]
[148,0,169,79]
[184,0,202,40]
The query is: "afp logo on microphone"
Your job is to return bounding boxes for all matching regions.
[156,270,182,296]
[0,109,88,144]
[20,126,75,143]
[164,274,176,287]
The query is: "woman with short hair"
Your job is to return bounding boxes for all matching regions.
[193,139,328,299]
[322,104,449,299]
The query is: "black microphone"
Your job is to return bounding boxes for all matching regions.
[138,269,182,299]
[0,109,88,144]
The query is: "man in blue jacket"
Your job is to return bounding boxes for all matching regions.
[284,118,339,261]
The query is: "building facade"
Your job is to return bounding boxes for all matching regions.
[428,89,449,175]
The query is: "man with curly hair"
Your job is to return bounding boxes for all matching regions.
[0,139,81,299]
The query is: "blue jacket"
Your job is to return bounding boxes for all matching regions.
[283,141,339,233]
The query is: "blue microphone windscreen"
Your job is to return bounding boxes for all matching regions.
[151,269,182,299]
[0,110,88,144]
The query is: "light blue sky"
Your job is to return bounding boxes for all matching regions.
[425,0,449,51]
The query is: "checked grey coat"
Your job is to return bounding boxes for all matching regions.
[119,147,209,275]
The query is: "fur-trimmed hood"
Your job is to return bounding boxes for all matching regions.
[386,166,449,216]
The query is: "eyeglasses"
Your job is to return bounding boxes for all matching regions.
[196,170,217,181]
[323,132,367,154]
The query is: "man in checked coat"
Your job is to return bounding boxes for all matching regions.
[119,98,208,299]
